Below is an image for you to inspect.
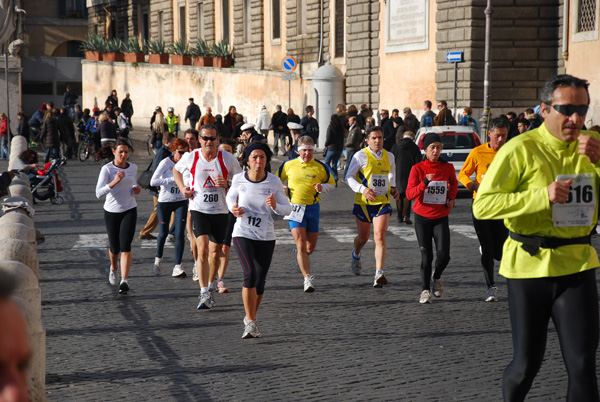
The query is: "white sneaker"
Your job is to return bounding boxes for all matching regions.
[172,265,186,278]
[197,292,214,309]
[373,270,387,288]
[192,262,198,281]
[242,320,261,339]
[433,278,444,297]
[485,286,498,302]
[243,315,250,326]
[304,275,315,292]
[419,290,432,304]
[217,280,229,293]
[167,234,175,242]
[109,269,118,286]
[350,252,362,276]
[153,257,161,276]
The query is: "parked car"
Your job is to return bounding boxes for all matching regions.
[415,125,482,188]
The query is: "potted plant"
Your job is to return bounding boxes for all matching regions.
[169,39,192,65]
[211,39,233,68]
[192,39,212,67]
[146,39,169,64]
[80,34,105,61]
[103,38,125,62]
[124,38,145,63]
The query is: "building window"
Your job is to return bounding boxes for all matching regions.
[272,0,280,41]
[198,3,205,40]
[222,0,230,42]
[158,11,164,41]
[334,0,344,57]
[243,0,251,43]
[297,0,306,35]
[66,41,84,57]
[22,81,53,96]
[142,12,150,42]
[59,0,87,18]
[578,0,597,32]
[180,6,187,42]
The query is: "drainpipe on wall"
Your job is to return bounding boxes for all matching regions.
[318,0,324,64]
[367,0,372,107]
[478,0,492,142]
[563,0,569,61]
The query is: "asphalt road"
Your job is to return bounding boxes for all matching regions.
[6,131,599,401]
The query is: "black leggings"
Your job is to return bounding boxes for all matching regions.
[104,208,137,254]
[232,237,275,295]
[472,201,508,287]
[414,213,450,291]
[503,269,599,402]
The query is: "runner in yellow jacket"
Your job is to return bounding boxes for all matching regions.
[473,74,600,401]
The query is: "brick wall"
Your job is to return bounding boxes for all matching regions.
[285,0,329,64]
[233,0,265,69]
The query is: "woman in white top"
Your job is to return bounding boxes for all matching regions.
[95,138,141,294]
[150,138,189,277]
[226,142,291,339]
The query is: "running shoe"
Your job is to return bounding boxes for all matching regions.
[153,261,161,276]
[304,275,315,292]
[167,234,175,242]
[419,290,432,304]
[243,315,250,326]
[293,248,301,273]
[242,320,261,339]
[208,291,216,308]
[197,292,213,309]
[373,270,387,288]
[172,265,186,278]
[119,281,129,294]
[192,262,198,281]
[485,286,498,302]
[217,280,229,293]
[433,278,444,297]
[109,269,118,286]
[351,253,362,276]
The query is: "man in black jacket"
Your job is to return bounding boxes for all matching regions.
[184,98,201,130]
[271,104,289,156]
[57,107,75,159]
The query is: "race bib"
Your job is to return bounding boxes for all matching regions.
[552,174,596,227]
[284,203,306,223]
[423,181,448,205]
[239,212,268,239]
[369,174,389,196]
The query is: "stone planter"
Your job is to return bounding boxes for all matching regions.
[103,52,124,62]
[213,57,233,68]
[124,52,145,63]
[193,56,213,67]
[149,54,169,64]
[85,51,102,61]
[171,55,192,65]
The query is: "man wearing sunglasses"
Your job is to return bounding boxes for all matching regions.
[474,74,600,401]
[173,124,242,309]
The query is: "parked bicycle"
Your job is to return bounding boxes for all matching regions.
[78,131,95,162]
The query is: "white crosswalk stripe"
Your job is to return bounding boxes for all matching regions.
[449,224,478,240]
[323,227,367,243]
[140,239,174,249]
[275,228,296,245]
[71,234,108,250]
[387,225,418,241]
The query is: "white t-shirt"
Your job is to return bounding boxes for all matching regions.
[174,149,242,214]
[151,157,188,203]
[226,172,292,241]
[95,161,138,213]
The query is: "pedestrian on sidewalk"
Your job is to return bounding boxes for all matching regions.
[95,138,141,294]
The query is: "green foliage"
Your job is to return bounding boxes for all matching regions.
[79,34,106,52]
[145,39,166,55]
[125,38,143,53]
[169,39,190,56]
[104,38,125,53]
[191,39,212,57]
[211,39,232,58]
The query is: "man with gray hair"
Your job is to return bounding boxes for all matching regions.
[277,135,336,292]
[474,74,600,400]
[271,104,288,156]
[0,271,31,401]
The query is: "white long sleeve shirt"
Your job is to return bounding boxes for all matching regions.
[226,172,292,241]
[95,162,138,212]
[150,157,188,203]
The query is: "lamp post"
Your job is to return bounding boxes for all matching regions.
[479,0,492,142]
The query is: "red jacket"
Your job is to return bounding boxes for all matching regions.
[0,119,7,137]
[406,158,458,219]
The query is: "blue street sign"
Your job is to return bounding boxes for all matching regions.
[282,57,297,72]
[446,51,463,63]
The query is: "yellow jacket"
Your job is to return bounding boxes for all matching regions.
[473,123,600,279]
[458,142,497,199]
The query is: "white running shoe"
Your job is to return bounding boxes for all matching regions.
[172,265,186,278]
[373,270,387,288]
[433,278,444,297]
[485,286,498,302]
[197,292,214,309]
[192,262,198,281]
[304,275,315,292]
[243,315,250,326]
[217,280,229,293]
[419,290,432,304]
[153,257,161,276]
[242,320,261,339]
[351,253,362,276]
[109,269,118,286]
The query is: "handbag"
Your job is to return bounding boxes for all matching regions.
[137,160,155,190]
[322,146,328,157]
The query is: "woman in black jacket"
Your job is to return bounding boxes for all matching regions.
[390,131,421,224]
[324,114,345,183]
[42,108,61,162]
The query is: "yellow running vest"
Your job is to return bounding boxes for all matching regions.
[354,147,392,205]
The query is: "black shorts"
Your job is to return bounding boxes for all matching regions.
[223,212,236,247]
[190,210,229,244]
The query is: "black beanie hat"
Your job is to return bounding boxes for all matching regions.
[423,133,442,149]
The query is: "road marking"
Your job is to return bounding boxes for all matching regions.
[275,228,296,245]
[388,226,418,241]
[141,239,174,249]
[71,234,108,250]
[449,224,478,240]
[323,227,368,243]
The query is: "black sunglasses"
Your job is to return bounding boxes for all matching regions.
[201,136,217,142]
[176,150,187,154]
[551,104,589,117]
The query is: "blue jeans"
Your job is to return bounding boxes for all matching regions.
[45,147,59,163]
[344,150,358,182]
[156,200,188,265]
[0,137,8,160]
[325,150,342,181]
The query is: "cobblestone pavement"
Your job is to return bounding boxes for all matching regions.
[8,131,599,401]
